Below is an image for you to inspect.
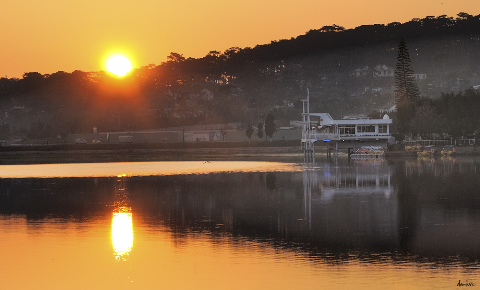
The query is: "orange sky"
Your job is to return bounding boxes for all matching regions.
[1,0,479,78]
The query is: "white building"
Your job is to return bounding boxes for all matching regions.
[301,90,393,158]
[304,113,392,142]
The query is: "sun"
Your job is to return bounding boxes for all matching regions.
[106,55,132,77]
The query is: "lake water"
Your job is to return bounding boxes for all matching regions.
[0,157,479,289]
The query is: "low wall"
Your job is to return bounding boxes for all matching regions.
[67,131,182,144]
[67,128,302,144]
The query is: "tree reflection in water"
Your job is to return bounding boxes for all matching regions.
[0,159,479,289]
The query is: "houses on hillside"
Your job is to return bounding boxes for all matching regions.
[353,65,395,77]
[352,65,427,80]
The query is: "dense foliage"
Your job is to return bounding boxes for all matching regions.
[1,13,480,139]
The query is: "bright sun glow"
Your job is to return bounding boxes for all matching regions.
[106,55,132,77]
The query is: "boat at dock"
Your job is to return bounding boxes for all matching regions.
[417,146,436,157]
[441,145,456,156]
[350,146,385,158]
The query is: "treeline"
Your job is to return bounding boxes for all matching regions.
[407,88,480,138]
[247,12,480,62]
[1,13,480,139]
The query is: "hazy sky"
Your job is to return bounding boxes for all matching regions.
[2,0,479,78]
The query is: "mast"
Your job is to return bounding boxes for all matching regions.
[302,89,314,162]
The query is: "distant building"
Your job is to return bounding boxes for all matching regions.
[374,65,394,77]
[413,74,427,80]
[376,104,396,113]
[353,66,369,77]
[353,65,426,81]
[353,65,394,78]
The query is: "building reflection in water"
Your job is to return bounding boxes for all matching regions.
[112,174,133,261]
[303,157,393,202]
[0,159,478,290]
[322,159,392,202]
[301,157,395,242]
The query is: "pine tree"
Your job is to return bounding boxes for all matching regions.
[394,38,420,104]
[394,38,420,135]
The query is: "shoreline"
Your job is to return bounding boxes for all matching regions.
[0,146,308,165]
[0,143,478,165]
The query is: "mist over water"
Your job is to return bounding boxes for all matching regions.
[0,158,479,289]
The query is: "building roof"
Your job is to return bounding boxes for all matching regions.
[309,113,392,126]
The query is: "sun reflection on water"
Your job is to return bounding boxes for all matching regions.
[112,207,133,261]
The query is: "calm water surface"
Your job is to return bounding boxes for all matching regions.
[0,158,479,289]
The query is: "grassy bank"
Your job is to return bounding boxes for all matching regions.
[0,141,306,165]
[0,140,300,152]
[1,140,478,165]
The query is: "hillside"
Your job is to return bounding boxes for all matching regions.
[0,13,479,139]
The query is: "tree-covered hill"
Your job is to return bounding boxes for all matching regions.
[1,13,479,139]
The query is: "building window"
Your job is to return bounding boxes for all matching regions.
[378,125,388,133]
[357,125,375,133]
[338,125,355,135]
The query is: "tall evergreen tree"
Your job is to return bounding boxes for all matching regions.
[394,38,420,135]
[394,38,420,104]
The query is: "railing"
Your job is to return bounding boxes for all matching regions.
[302,133,340,141]
[340,133,391,138]
[403,139,476,146]
[303,132,391,141]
